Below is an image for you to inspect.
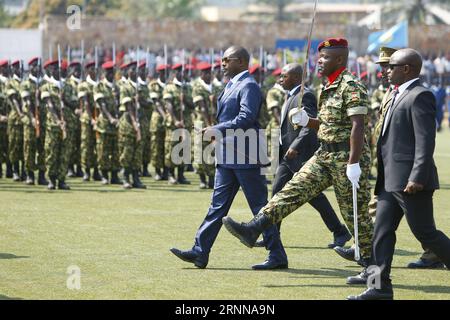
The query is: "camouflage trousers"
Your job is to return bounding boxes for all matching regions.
[164,128,188,169]
[0,126,8,164]
[97,132,119,171]
[118,117,142,170]
[8,124,23,164]
[150,112,165,170]
[36,130,46,171]
[260,146,374,258]
[45,127,69,180]
[22,117,37,172]
[141,117,151,165]
[81,120,97,170]
[68,118,81,167]
[193,129,215,176]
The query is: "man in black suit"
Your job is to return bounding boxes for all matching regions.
[348,48,450,300]
[264,63,351,248]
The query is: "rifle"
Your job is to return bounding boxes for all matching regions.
[180,49,186,128]
[58,44,67,140]
[132,47,141,142]
[94,46,100,139]
[35,58,41,138]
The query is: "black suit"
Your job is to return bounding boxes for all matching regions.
[273,88,343,234]
[373,80,450,289]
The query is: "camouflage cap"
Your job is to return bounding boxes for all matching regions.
[375,47,397,64]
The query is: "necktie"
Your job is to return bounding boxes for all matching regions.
[382,87,399,136]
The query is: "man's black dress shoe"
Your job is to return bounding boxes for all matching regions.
[334,246,355,261]
[407,258,445,269]
[254,239,265,248]
[170,248,208,269]
[328,227,352,249]
[252,259,288,270]
[347,287,394,300]
[347,268,368,285]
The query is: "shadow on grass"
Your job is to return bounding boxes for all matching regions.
[284,246,329,251]
[263,283,349,289]
[0,253,30,260]
[394,249,421,256]
[0,294,23,300]
[274,267,356,278]
[396,284,450,295]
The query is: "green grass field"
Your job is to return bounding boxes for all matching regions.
[1,128,449,300]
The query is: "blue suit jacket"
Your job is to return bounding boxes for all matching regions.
[213,72,268,169]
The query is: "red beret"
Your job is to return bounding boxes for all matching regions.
[11,60,21,67]
[69,61,81,68]
[249,64,262,75]
[44,60,58,69]
[0,59,9,67]
[28,57,40,66]
[360,71,368,79]
[156,64,171,72]
[85,61,95,69]
[172,63,183,70]
[318,38,348,52]
[138,60,147,69]
[272,68,282,76]
[61,60,68,70]
[102,61,115,70]
[120,61,137,70]
[185,64,195,71]
[197,62,212,71]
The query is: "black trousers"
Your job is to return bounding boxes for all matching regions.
[272,161,343,234]
[372,187,450,288]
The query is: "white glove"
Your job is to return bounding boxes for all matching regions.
[346,163,361,189]
[289,108,309,127]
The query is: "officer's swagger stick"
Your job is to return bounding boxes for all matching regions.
[353,182,361,261]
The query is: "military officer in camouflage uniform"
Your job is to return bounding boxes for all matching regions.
[162,63,194,185]
[265,69,286,157]
[6,60,24,182]
[223,38,374,270]
[249,64,270,130]
[78,61,101,182]
[149,64,169,181]
[191,62,216,189]
[0,60,11,178]
[66,62,83,178]
[137,61,154,177]
[40,60,70,190]
[118,61,146,189]
[94,61,121,185]
[20,57,42,185]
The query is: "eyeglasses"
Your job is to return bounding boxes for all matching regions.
[221,57,240,64]
[389,64,408,69]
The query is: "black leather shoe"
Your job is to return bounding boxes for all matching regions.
[328,226,352,249]
[407,258,445,269]
[347,268,368,285]
[170,248,208,269]
[334,246,355,261]
[347,287,393,300]
[254,239,266,248]
[222,214,272,248]
[252,259,288,270]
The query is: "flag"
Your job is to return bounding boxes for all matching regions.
[367,21,408,53]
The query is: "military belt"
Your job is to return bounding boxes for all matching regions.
[320,141,350,153]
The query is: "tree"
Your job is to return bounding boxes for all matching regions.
[0,0,13,27]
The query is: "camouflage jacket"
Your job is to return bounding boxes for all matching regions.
[191,77,213,125]
[0,75,9,127]
[162,80,193,130]
[40,80,64,130]
[6,77,22,124]
[317,69,369,144]
[78,76,98,124]
[94,79,118,134]
[137,78,154,122]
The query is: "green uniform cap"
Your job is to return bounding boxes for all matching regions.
[375,47,397,64]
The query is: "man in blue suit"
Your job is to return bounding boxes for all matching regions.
[170,46,288,270]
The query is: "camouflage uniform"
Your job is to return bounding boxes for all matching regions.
[6,76,24,166]
[118,80,142,170]
[78,77,98,172]
[258,70,373,258]
[20,76,40,173]
[149,79,166,172]
[369,85,387,170]
[191,77,215,177]
[162,80,193,169]
[137,78,153,170]
[258,84,270,130]
[94,79,120,172]
[61,76,80,174]
[41,80,69,181]
[0,75,10,171]
[265,83,285,156]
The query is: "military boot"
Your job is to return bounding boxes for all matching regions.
[177,166,191,185]
[110,170,121,185]
[101,170,109,185]
[93,167,102,181]
[199,174,207,189]
[208,175,215,189]
[12,162,21,182]
[83,168,91,182]
[6,162,13,178]
[58,179,71,190]
[132,170,147,189]
[162,167,169,181]
[48,176,57,190]
[222,213,273,248]
[142,163,151,177]
[168,168,177,185]
[154,167,163,181]
[67,165,76,178]
[25,171,35,185]
[122,169,132,190]
[75,165,84,178]
[38,170,49,186]
[0,163,3,178]
[20,162,26,181]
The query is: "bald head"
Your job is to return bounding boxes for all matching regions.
[280,63,303,90]
[283,63,303,77]
[388,48,423,85]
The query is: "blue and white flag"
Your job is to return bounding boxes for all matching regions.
[367,21,408,53]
